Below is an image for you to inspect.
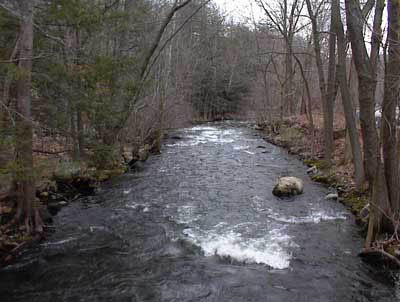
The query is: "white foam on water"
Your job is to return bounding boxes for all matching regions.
[126,202,151,210]
[266,208,348,224]
[187,126,219,132]
[251,195,269,212]
[166,141,195,147]
[182,227,292,269]
[233,145,249,150]
[244,150,255,155]
[89,226,106,232]
[176,205,201,224]
[213,221,229,228]
[251,196,348,224]
[168,127,239,147]
[196,129,235,144]
[42,237,78,246]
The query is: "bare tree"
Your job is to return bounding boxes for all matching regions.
[256,0,304,116]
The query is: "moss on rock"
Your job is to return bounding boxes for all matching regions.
[310,172,339,187]
[342,191,369,216]
[303,159,330,170]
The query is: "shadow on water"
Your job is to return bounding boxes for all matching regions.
[0,121,398,302]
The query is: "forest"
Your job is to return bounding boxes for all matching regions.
[0,0,400,292]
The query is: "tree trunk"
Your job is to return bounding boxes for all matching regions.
[365,162,386,247]
[305,0,333,167]
[2,37,20,124]
[382,0,400,215]
[119,0,134,56]
[325,5,337,167]
[64,27,79,159]
[293,53,314,131]
[77,108,85,159]
[346,0,396,244]
[345,0,380,185]
[370,0,385,74]
[302,40,313,123]
[15,0,43,233]
[333,0,365,188]
[284,45,294,115]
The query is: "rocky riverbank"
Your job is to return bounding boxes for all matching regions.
[254,116,369,227]
[0,142,154,267]
[254,116,400,267]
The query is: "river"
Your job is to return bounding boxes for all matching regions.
[0,122,398,301]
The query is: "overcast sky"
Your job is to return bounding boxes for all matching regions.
[213,0,264,23]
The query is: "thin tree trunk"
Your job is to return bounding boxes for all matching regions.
[325,5,337,166]
[64,27,79,159]
[262,64,273,122]
[333,0,365,188]
[305,0,333,167]
[284,45,294,115]
[119,0,134,56]
[300,39,313,118]
[293,54,314,131]
[77,108,84,158]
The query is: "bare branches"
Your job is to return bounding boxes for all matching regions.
[361,0,375,19]
[256,1,285,36]
[140,0,194,79]
[0,54,53,63]
[32,149,70,155]
[256,50,316,59]
[33,23,65,46]
[255,0,306,42]
[144,0,212,82]
[0,3,21,19]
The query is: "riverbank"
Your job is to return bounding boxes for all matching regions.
[0,141,155,267]
[255,115,366,213]
[254,115,400,267]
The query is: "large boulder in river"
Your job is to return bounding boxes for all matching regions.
[273,177,304,197]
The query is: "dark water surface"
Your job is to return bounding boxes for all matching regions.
[0,122,398,301]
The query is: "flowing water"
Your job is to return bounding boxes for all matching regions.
[0,122,398,301]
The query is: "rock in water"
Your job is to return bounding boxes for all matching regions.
[325,193,339,200]
[307,166,318,175]
[273,177,304,197]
